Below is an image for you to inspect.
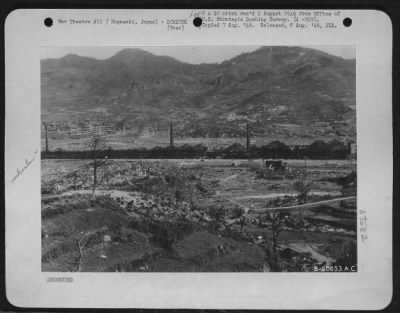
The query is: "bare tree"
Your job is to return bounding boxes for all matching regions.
[263,211,289,272]
[266,211,288,251]
[293,180,312,204]
[292,158,312,204]
[87,134,107,199]
[76,232,87,272]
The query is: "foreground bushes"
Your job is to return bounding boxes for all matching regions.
[41,195,121,219]
[129,219,197,250]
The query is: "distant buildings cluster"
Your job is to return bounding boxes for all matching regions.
[349,142,357,159]
[43,119,118,136]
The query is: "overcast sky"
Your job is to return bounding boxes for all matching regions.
[41,45,355,64]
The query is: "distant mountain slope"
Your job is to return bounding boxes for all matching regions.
[41,46,356,140]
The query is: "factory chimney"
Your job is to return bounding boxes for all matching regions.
[43,122,49,153]
[246,123,250,153]
[169,122,174,147]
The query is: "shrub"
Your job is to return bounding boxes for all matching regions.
[129,219,196,251]
[208,206,225,221]
[232,206,244,219]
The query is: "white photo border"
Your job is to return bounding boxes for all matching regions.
[5,9,393,309]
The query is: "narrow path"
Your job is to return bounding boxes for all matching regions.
[232,190,342,200]
[280,242,336,264]
[215,192,252,212]
[215,191,355,214]
[250,196,356,213]
[219,174,239,184]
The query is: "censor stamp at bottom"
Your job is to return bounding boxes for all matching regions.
[47,277,74,283]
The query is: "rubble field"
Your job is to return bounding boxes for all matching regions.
[42,158,357,272]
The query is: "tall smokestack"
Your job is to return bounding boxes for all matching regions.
[169,122,174,147]
[246,123,250,153]
[44,123,49,153]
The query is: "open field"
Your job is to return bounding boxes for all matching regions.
[42,158,357,272]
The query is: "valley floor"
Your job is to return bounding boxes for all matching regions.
[41,158,357,272]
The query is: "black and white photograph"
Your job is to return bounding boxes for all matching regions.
[5,8,393,309]
[41,45,357,272]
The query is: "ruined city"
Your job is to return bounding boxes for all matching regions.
[41,46,357,272]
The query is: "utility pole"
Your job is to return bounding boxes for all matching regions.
[304,156,308,203]
[43,122,49,153]
[246,123,250,153]
[169,122,174,147]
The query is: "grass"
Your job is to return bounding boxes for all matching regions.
[42,194,125,220]
[42,195,136,269]
[129,219,197,250]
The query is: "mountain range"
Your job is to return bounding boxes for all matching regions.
[41,46,356,142]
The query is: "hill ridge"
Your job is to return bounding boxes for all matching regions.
[41,46,356,142]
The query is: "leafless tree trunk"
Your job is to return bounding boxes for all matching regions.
[76,233,86,272]
[293,180,312,205]
[87,135,107,199]
[92,148,98,198]
[266,212,286,251]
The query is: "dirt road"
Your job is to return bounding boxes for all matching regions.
[250,196,356,213]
